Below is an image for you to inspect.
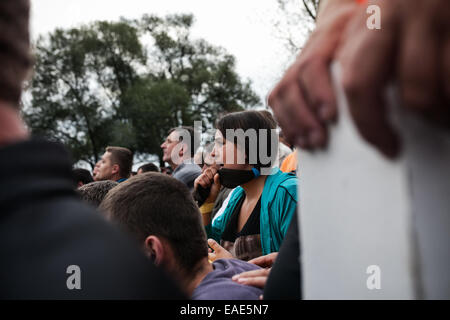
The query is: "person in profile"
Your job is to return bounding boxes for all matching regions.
[94,146,133,183]
[195,111,298,262]
[160,126,201,191]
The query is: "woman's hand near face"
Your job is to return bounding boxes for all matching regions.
[194,167,221,203]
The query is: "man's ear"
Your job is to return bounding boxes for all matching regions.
[111,164,120,175]
[143,235,165,265]
[178,143,186,159]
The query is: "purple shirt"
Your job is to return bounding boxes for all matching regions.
[192,259,263,300]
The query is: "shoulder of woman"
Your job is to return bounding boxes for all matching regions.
[267,170,297,192]
[262,171,298,208]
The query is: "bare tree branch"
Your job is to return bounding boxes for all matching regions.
[302,0,317,21]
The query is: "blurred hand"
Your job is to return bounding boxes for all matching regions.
[268,2,357,149]
[194,167,221,203]
[338,0,450,158]
[230,253,278,290]
[232,268,271,289]
[248,252,279,268]
[207,239,233,261]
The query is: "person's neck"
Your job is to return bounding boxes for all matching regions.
[169,156,191,171]
[181,258,213,297]
[0,103,29,147]
[112,174,124,182]
[167,159,178,171]
[241,174,267,200]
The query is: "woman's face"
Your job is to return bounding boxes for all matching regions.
[211,130,251,170]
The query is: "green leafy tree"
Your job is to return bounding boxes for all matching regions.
[136,14,260,125]
[120,14,260,163]
[121,78,191,164]
[25,20,145,168]
[25,14,260,168]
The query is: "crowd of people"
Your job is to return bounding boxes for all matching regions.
[0,0,449,299]
[72,109,300,299]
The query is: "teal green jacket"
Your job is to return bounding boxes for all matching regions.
[206,168,298,255]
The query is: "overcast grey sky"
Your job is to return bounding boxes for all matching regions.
[30,0,295,105]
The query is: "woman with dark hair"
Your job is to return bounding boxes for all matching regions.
[195,110,298,262]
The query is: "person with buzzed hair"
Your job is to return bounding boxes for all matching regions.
[94,146,133,183]
[77,180,118,208]
[0,0,183,299]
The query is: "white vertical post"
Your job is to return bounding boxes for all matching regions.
[297,63,450,299]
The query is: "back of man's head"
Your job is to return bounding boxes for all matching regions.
[137,163,159,174]
[100,173,208,272]
[78,180,118,208]
[0,0,32,107]
[73,168,94,187]
[105,146,133,179]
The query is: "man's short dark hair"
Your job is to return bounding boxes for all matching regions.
[72,168,94,185]
[100,173,208,272]
[169,126,200,158]
[105,146,133,179]
[77,180,118,208]
[137,163,159,173]
[0,0,32,107]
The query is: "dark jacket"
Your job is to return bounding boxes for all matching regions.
[0,139,184,299]
[263,209,301,300]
